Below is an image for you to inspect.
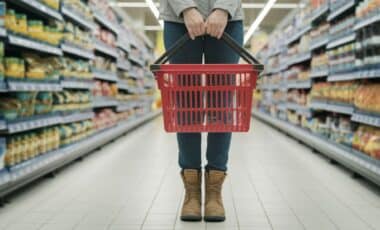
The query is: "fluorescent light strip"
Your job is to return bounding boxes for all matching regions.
[112,2,303,9]
[244,0,278,45]
[145,0,159,18]
[145,0,163,27]
[144,25,163,31]
[242,3,304,9]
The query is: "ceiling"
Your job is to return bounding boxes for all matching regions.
[115,0,303,44]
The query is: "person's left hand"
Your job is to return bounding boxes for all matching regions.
[206,9,228,39]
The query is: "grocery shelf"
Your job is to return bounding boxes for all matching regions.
[286,80,312,89]
[252,110,380,187]
[61,111,95,124]
[4,80,62,92]
[8,34,63,56]
[310,35,329,50]
[286,24,312,45]
[327,71,359,82]
[261,83,287,91]
[0,27,7,37]
[354,14,380,31]
[328,67,380,82]
[277,103,287,112]
[0,81,7,92]
[286,102,312,117]
[327,0,356,21]
[61,78,95,90]
[128,70,143,79]
[0,121,6,130]
[10,0,63,21]
[0,110,162,198]
[92,96,118,108]
[117,102,135,112]
[117,40,131,53]
[61,43,95,60]
[310,69,329,78]
[358,67,380,79]
[267,47,282,58]
[352,112,380,128]
[61,5,96,31]
[287,52,312,66]
[92,69,118,82]
[117,59,131,71]
[94,39,119,58]
[309,100,354,115]
[117,81,130,91]
[310,4,329,23]
[1,114,62,134]
[327,33,356,49]
[93,11,119,34]
[129,55,145,67]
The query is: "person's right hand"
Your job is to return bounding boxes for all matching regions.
[183,8,205,40]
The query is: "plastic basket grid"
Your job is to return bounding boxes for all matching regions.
[154,64,258,132]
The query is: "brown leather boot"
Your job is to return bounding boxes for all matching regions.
[204,170,226,222]
[180,169,202,221]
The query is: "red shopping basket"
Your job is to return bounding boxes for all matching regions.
[151,33,263,133]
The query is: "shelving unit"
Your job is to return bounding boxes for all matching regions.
[61,5,96,31]
[0,110,161,198]
[94,39,119,58]
[60,78,95,90]
[309,100,355,115]
[0,0,159,199]
[4,80,62,92]
[327,0,356,21]
[7,34,63,56]
[326,32,356,49]
[254,0,380,186]
[252,110,380,187]
[61,43,95,60]
[8,0,63,21]
[92,68,118,82]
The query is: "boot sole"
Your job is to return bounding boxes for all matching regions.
[204,216,226,222]
[181,216,202,222]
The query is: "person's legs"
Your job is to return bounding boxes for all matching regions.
[203,21,243,222]
[164,21,204,221]
[163,22,203,171]
[204,21,243,172]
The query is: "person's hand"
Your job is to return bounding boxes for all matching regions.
[183,8,205,40]
[206,9,228,39]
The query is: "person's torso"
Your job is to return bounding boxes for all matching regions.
[159,0,243,23]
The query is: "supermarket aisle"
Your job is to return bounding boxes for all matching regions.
[0,117,379,230]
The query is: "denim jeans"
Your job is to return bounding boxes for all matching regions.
[163,21,243,171]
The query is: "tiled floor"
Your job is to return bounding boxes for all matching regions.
[0,117,379,230]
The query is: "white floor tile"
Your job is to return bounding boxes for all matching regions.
[0,118,378,230]
[39,223,78,230]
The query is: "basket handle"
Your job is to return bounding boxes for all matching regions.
[151,33,264,71]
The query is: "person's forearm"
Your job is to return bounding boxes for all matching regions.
[168,0,197,17]
[213,0,240,18]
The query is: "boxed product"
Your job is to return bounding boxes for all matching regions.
[354,84,380,114]
[353,125,380,160]
[4,128,60,167]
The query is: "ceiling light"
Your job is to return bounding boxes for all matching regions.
[144,25,163,31]
[242,3,303,9]
[112,2,303,9]
[145,0,163,27]
[244,0,277,45]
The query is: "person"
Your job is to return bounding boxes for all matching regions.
[159,0,243,222]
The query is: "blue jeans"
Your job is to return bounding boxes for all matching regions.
[164,21,243,171]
